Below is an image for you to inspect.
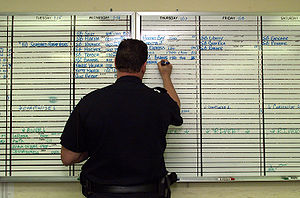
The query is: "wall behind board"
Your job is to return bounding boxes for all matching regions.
[0,0,300,197]
[10,181,300,198]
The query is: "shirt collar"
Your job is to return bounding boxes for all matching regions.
[115,75,142,84]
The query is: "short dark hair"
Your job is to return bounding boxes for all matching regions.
[115,39,148,73]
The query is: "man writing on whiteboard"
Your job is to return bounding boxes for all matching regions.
[60,39,183,198]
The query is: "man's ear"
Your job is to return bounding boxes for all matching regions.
[114,57,117,69]
[141,62,147,74]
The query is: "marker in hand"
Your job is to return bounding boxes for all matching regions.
[161,60,170,66]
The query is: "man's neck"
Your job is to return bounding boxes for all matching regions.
[117,71,143,80]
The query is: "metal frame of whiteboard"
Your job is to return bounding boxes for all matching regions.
[0,11,300,183]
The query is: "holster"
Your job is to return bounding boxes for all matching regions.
[80,173,93,197]
[158,172,178,198]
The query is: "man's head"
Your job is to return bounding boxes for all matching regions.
[115,39,148,73]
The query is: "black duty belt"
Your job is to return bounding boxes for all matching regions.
[92,183,158,194]
[81,172,178,197]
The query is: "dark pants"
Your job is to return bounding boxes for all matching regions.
[87,192,161,198]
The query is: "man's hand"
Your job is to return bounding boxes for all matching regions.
[157,60,181,108]
[157,60,172,78]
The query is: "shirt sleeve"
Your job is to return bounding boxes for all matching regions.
[60,102,87,153]
[165,94,183,126]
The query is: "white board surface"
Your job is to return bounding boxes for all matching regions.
[0,13,300,181]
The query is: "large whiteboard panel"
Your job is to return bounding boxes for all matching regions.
[0,12,300,181]
[0,13,134,177]
[137,13,300,178]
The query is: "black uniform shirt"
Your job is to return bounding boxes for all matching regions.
[60,76,183,186]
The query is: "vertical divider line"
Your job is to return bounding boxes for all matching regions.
[5,15,9,177]
[140,16,142,40]
[68,15,73,176]
[256,16,262,176]
[256,16,263,176]
[198,15,203,176]
[260,16,266,176]
[126,15,128,32]
[9,16,14,176]
[72,15,77,176]
[194,16,199,177]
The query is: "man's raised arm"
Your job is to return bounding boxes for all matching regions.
[157,60,181,108]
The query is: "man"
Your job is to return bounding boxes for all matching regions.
[60,39,183,198]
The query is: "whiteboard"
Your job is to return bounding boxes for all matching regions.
[0,13,134,177]
[137,13,300,179]
[0,12,300,182]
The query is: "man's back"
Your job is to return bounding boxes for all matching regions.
[61,76,182,185]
